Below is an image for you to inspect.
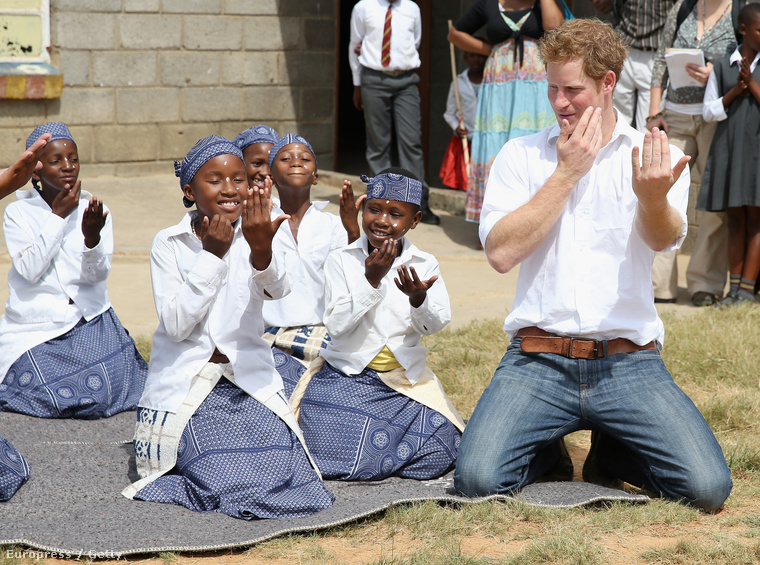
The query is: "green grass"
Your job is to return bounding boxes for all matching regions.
[33,305,759,565]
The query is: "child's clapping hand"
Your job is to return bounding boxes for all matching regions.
[81,197,108,249]
[395,264,438,308]
[198,214,235,259]
[365,238,398,288]
[739,57,755,88]
[339,180,364,244]
[242,176,290,270]
[52,179,81,219]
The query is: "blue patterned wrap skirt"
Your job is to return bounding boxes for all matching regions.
[0,308,148,419]
[0,435,29,501]
[273,348,307,398]
[134,379,334,520]
[299,362,460,481]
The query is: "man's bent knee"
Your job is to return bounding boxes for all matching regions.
[682,470,732,512]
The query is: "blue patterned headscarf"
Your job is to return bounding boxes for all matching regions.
[175,135,244,208]
[26,122,75,149]
[267,134,317,169]
[361,172,422,206]
[234,124,279,151]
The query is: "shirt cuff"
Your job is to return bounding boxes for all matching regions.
[191,250,228,289]
[356,274,384,308]
[410,294,444,333]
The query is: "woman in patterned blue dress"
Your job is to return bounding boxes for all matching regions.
[292,170,465,481]
[121,135,333,519]
[0,123,147,419]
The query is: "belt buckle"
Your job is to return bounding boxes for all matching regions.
[567,337,601,359]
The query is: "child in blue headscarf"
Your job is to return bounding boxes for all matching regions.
[122,135,333,519]
[0,122,148,419]
[234,123,279,191]
[256,133,362,396]
[291,168,464,482]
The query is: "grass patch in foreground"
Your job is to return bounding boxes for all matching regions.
[114,307,760,564]
[641,539,760,564]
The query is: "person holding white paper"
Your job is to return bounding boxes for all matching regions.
[647,0,736,305]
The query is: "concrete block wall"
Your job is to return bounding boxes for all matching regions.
[0,0,337,175]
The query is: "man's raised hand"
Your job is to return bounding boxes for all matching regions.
[632,127,690,209]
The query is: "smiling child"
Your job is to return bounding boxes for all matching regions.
[234,123,279,191]
[122,135,333,519]
[291,168,464,481]
[0,122,148,419]
[261,134,362,396]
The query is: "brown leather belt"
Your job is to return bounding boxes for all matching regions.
[515,327,656,359]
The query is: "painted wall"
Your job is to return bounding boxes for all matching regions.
[0,0,337,176]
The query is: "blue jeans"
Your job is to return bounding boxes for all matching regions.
[454,340,732,511]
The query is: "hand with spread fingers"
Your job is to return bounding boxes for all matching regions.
[365,238,398,288]
[394,264,438,308]
[632,127,690,208]
[81,197,109,249]
[242,177,289,270]
[631,127,690,251]
[339,179,364,244]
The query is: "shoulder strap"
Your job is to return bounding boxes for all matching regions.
[675,0,698,31]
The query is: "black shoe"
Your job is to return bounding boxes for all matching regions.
[691,291,717,307]
[654,297,677,304]
[582,432,625,490]
[539,437,574,482]
[420,209,441,225]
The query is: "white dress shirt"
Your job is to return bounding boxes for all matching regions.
[443,69,479,140]
[0,188,113,382]
[349,0,422,86]
[480,118,690,345]
[139,212,291,413]
[702,47,760,122]
[263,200,347,328]
[320,235,450,385]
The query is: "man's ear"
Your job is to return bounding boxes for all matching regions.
[603,69,616,95]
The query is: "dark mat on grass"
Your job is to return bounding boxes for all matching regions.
[0,412,649,556]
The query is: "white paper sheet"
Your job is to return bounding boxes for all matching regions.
[665,48,706,89]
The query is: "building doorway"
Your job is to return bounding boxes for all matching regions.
[334,0,432,179]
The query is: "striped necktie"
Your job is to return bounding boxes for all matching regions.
[381,4,392,67]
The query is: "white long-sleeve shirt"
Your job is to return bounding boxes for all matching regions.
[138,212,291,413]
[702,47,760,122]
[349,0,422,86]
[0,188,113,382]
[480,118,689,346]
[443,69,479,140]
[263,200,347,328]
[320,235,450,385]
